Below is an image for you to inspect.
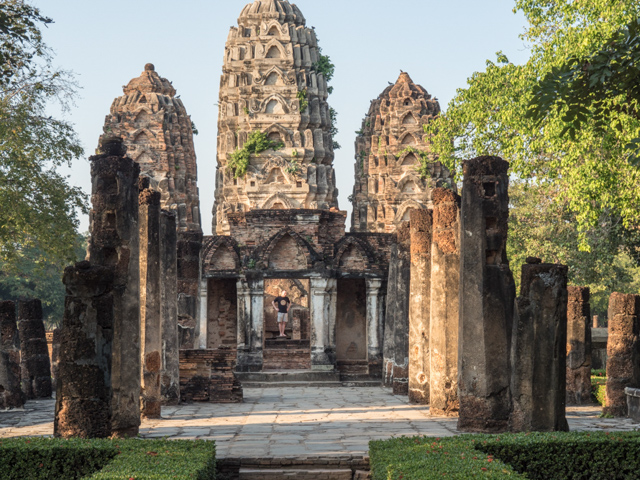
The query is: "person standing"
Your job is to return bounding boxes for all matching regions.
[272,290,291,337]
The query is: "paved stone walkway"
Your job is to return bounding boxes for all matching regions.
[1,387,639,458]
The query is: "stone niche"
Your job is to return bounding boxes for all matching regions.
[336,278,368,374]
[207,279,239,349]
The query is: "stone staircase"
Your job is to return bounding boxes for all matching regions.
[235,369,382,388]
[217,455,370,480]
[235,370,342,388]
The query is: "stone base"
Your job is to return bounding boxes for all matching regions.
[626,387,640,422]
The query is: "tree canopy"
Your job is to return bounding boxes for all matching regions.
[0,0,86,271]
[424,0,640,250]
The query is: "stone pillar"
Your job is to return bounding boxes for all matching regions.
[310,277,337,371]
[236,278,249,354]
[430,189,461,416]
[139,186,162,419]
[593,315,599,328]
[236,277,264,372]
[366,278,384,377]
[0,301,24,409]
[17,299,52,399]
[55,261,114,438]
[604,292,640,417]
[198,280,208,349]
[160,209,179,405]
[408,209,432,404]
[566,286,592,405]
[383,222,411,393]
[510,260,569,432]
[51,328,61,384]
[177,231,203,349]
[458,156,516,433]
[88,141,141,437]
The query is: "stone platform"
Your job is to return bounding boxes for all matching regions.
[1,387,639,459]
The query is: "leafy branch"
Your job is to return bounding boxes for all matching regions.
[228,130,284,178]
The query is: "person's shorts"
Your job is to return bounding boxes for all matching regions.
[277,312,288,323]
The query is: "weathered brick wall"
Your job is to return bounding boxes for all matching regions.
[179,348,243,403]
[263,340,311,370]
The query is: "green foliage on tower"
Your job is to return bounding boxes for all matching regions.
[228,130,284,178]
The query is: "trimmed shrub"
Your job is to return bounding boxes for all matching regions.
[370,436,524,479]
[86,438,216,480]
[371,432,640,480]
[0,437,216,480]
[0,437,116,480]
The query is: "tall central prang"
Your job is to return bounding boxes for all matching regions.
[212,0,339,235]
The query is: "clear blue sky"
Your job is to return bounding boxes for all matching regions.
[32,0,530,235]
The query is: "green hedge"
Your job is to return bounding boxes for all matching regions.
[370,432,640,480]
[0,437,216,480]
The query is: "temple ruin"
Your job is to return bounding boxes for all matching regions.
[41,0,587,439]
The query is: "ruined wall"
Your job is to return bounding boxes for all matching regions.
[88,141,141,437]
[408,209,432,404]
[0,301,24,409]
[429,188,460,416]
[207,279,239,348]
[99,64,201,234]
[383,222,411,394]
[213,0,340,234]
[351,72,453,233]
[566,286,592,405]
[55,262,114,438]
[510,260,569,432]
[17,299,52,399]
[604,292,640,416]
[458,156,515,433]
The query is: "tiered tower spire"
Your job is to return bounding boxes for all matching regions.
[100,63,201,233]
[351,72,453,233]
[213,0,339,235]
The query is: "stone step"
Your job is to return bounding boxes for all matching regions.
[239,468,353,479]
[236,370,341,383]
[218,455,370,480]
[239,381,344,388]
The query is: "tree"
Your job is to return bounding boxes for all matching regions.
[0,234,86,329]
[508,180,640,318]
[528,18,640,162]
[424,0,640,249]
[0,0,86,271]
